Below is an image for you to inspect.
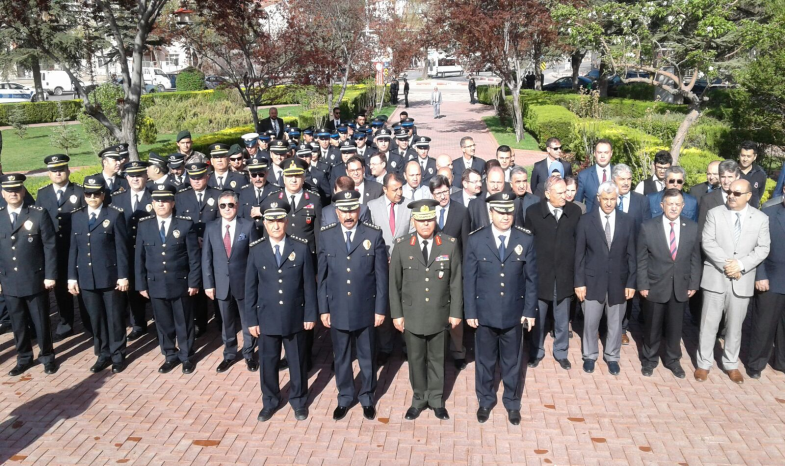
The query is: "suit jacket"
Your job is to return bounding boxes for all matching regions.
[202,217,259,301]
[431,91,442,105]
[326,119,344,131]
[698,189,725,233]
[648,190,698,222]
[135,216,201,299]
[574,209,637,306]
[530,158,573,195]
[449,190,466,206]
[359,179,384,205]
[637,216,702,303]
[576,164,612,213]
[438,201,467,253]
[701,205,770,297]
[756,203,785,294]
[244,236,317,336]
[258,117,285,139]
[321,204,372,226]
[515,193,540,225]
[68,206,129,290]
[0,205,57,297]
[451,157,486,188]
[690,182,714,203]
[463,226,538,327]
[389,232,462,335]
[525,200,582,301]
[622,191,651,233]
[367,196,413,257]
[317,223,388,331]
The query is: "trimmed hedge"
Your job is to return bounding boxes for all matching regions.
[575,120,661,168]
[615,83,656,101]
[0,99,82,125]
[175,67,205,91]
[24,165,103,199]
[522,105,579,151]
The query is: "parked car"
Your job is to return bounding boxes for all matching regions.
[0,82,37,103]
[204,75,228,89]
[542,76,593,92]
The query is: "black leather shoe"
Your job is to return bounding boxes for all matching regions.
[527,358,542,368]
[112,362,126,374]
[641,366,654,377]
[182,361,196,374]
[376,352,390,366]
[404,407,422,420]
[747,369,761,380]
[333,406,349,420]
[216,359,234,373]
[258,407,276,422]
[53,330,74,342]
[278,358,289,371]
[607,361,620,376]
[158,360,180,373]
[668,364,686,379]
[0,323,11,335]
[476,407,491,423]
[432,407,449,420]
[454,358,467,371]
[557,359,572,370]
[507,409,521,425]
[245,359,259,372]
[90,359,112,373]
[8,362,33,377]
[43,362,59,374]
[294,408,308,421]
[127,329,146,341]
[362,406,376,420]
[583,359,595,373]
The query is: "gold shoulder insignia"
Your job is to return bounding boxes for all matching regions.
[37,183,53,191]
[290,235,308,243]
[395,236,406,244]
[110,205,124,212]
[321,223,338,231]
[250,237,266,247]
[240,184,251,190]
[362,222,380,230]
[111,189,124,196]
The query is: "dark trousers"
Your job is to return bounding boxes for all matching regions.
[127,288,149,332]
[748,291,785,372]
[150,296,194,363]
[332,325,376,407]
[474,324,522,410]
[259,331,308,410]
[7,292,55,365]
[622,292,642,332]
[469,90,476,104]
[641,294,685,369]
[404,328,447,409]
[0,294,10,325]
[193,290,211,331]
[531,293,571,360]
[404,93,409,107]
[54,279,91,335]
[81,288,127,363]
[216,295,255,361]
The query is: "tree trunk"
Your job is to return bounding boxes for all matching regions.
[327,77,334,119]
[571,50,586,91]
[533,64,543,91]
[511,86,523,142]
[670,105,701,165]
[30,56,44,101]
[598,59,609,98]
[335,65,351,111]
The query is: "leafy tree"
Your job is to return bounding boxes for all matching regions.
[50,102,81,156]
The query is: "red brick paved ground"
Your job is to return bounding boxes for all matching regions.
[1,101,785,465]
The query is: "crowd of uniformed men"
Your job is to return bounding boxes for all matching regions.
[0,105,784,426]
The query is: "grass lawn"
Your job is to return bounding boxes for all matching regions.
[482,116,541,151]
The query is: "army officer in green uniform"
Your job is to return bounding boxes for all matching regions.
[390,199,462,421]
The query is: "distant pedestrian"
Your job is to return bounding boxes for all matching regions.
[468,77,477,104]
[431,86,442,119]
[403,78,410,108]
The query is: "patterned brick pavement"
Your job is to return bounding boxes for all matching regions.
[1,101,785,465]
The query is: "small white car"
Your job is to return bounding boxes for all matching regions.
[0,82,36,103]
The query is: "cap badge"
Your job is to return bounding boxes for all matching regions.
[8,175,15,181]
[502,194,509,200]
[157,185,165,190]
[344,192,352,199]
[191,164,197,170]
[420,206,429,212]
[52,156,59,162]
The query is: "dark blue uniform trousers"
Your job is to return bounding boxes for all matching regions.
[82,288,127,363]
[7,292,55,366]
[331,325,377,407]
[216,296,255,361]
[151,296,195,363]
[474,324,523,410]
[259,331,308,411]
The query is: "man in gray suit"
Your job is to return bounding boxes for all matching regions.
[431,86,442,119]
[696,179,770,384]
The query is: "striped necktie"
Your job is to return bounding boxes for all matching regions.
[669,222,677,260]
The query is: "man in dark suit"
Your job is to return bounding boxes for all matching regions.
[325,107,343,131]
[575,139,614,213]
[135,184,202,375]
[452,136,486,188]
[698,160,740,233]
[67,178,130,374]
[647,166,698,222]
[111,161,153,341]
[203,190,260,373]
[689,160,720,203]
[345,156,383,205]
[574,181,636,376]
[637,189,702,378]
[738,141,767,208]
[525,176,581,370]
[452,168,483,207]
[35,155,87,340]
[318,191,388,421]
[429,175,468,369]
[463,166,507,233]
[464,193,537,425]
[258,107,285,139]
[0,174,59,376]
[245,197,316,422]
[510,167,540,225]
[530,138,573,195]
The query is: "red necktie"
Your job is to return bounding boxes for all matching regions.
[389,202,396,234]
[602,168,607,183]
[669,222,677,260]
[224,225,232,257]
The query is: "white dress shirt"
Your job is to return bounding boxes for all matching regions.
[87,205,103,219]
[491,225,511,250]
[595,164,611,184]
[417,234,434,260]
[547,201,562,220]
[601,209,616,239]
[156,215,173,237]
[463,190,476,207]
[285,189,303,209]
[341,224,358,247]
[617,192,630,213]
[270,236,286,259]
[662,215,680,248]
[437,204,450,227]
[102,173,117,190]
[634,175,664,194]
[52,182,70,201]
[356,181,365,200]
[8,205,22,223]
[221,217,237,247]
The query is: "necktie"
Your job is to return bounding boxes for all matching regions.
[217,176,223,189]
[256,189,262,205]
[605,215,612,249]
[107,178,113,191]
[439,208,445,230]
[669,221,678,260]
[159,220,166,243]
[498,235,506,259]
[273,120,279,134]
[57,189,65,207]
[197,192,203,209]
[708,185,714,193]
[733,212,741,245]
[618,195,624,212]
[224,224,232,257]
[11,212,18,229]
[133,194,140,211]
[88,213,97,229]
[601,169,607,183]
[345,231,352,253]
[277,170,283,186]
[389,202,396,234]
[274,244,282,267]
[422,240,429,264]
[554,208,561,222]
[290,195,296,211]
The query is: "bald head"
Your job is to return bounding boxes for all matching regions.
[727,179,752,211]
[437,167,453,184]
[435,154,452,170]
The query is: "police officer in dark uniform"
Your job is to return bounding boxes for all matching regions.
[267,139,289,188]
[317,190,388,421]
[464,192,538,426]
[207,143,249,191]
[412,136,438,184]
[315,128,341,168]
[35,154,88,340]
[0,174,59,376]
[296,144,331,207]
[245,197,316,422]
[146,152,172,190]
[111,161,154,340]
[67,177,130,373]
[390,199,463,421]
[167,153,188,188]
[278,158,322,259]
[327,140,358,184]
[90,145,129,201]
[135,184,201,374]
[238,157,280,221]
[392,128,417,161]
[374,129,404,175]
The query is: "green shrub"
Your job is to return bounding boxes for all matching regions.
[25,165,103,199]
[616,84,656,101]
[522,104,579,152]
[574,120,661,181]
[678,147,721,189]
[175,67,205,91]
[0,99,82,125]
[77,83,153,155]
[619,114,734,156]
[144,124,257,157]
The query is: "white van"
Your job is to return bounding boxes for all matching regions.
[41,70,76,96]
[427,52,464,78]
[143,68,174,92]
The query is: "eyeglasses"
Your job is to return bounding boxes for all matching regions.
[667,179,685,185]
[347,168,364,174]
[85,192,102,198]
[249,172,265,178]
[550,146,562,151]
[219,203,236,209]
[463,144,475,149]
[728,191,749,197]
[432,190,450,198]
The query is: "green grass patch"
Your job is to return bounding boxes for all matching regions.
[482,116,541,151]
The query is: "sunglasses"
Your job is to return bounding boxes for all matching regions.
[85,192,103,198]
[219,203,236,209]
[667,179,685,185]
[550,146,562,151]
[728,191,749,197]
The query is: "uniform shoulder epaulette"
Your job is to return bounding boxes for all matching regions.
[110,204,123,212]
[75,183,83,188]
[0,206,6,212]
[37,183,53,191]
[29,205,44,211]
[250,237,266,248]
[321,222,338,231]
[176,216,192,221]
[177,186,193,193]
[469,225,488,236]
[306,188,320,196]
[362,221,380,230]
[71,205,86,213]
[395,235,407,244]
[111,189,124,196]
[207,185,222,191]
[240,184,252,190]
[139,216,154,222]
[290,235,308,243]
[115,187,126,194]
[515,225,532,235]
